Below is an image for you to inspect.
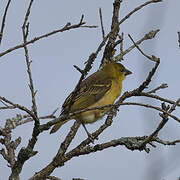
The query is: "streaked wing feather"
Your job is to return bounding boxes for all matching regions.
[61,71,112,113]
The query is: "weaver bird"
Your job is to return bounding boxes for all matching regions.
[50,63,132,138]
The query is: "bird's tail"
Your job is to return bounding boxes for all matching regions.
[50,119,70,134]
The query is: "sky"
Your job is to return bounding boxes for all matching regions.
[0,0,180,180]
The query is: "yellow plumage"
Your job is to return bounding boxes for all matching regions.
[50,63,132,134]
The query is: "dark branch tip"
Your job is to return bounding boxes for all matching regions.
[73,65,84,75]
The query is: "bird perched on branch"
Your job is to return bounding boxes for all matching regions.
[50,62,132,139]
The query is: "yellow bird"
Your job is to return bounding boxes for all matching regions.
[50,63,132,136]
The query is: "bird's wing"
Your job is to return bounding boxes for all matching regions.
[61,72,112,113]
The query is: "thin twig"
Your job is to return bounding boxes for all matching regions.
[0,96,37,119]
[147,83,168,93]
[112,38,123,49]
[128,34,157,62]
[113,29,160,61]
[81,25,98,28]
[0,0,12,45]
[79,14,84,24]
[0,99,10,107]
[0,106,15,110]
[137,60,160,92]
[154,137,180,146]
[118,0,162,26]
[73,65,84,74]
[99,8,105,39]
[178,32,180,48]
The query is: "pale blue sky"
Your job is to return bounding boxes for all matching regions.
[0,1,180,180]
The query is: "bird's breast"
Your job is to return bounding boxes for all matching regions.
[77,79,122,124]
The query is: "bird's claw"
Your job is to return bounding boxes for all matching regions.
[87,133,98,143]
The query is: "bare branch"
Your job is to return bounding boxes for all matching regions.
[0,20,96,58]
[139,92,180,107]
[54,136,180,169]
[77,136,180,155]
[30,133,180,180]
[22,0,38,121]
[9,1,39,179]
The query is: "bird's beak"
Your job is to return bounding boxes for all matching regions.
[124,69,132,76]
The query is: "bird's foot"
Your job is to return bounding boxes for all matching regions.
[87,132,98,144]
[81,122,98,143]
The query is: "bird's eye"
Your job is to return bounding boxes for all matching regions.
[120,69,124,73]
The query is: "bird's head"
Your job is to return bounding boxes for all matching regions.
[102,62,132,80]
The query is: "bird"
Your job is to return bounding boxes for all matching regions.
[50,62,132,138]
